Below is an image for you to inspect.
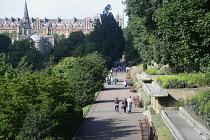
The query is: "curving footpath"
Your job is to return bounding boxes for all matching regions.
[73,72,145,140]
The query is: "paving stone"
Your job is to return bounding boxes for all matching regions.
[73,72,146,140]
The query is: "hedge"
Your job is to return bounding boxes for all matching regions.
[140,91,151,106]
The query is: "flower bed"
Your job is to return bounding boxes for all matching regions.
[188,90,210,126]
[156,72,210,89]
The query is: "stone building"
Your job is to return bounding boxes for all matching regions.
[0,1,124,53]
[0,1,124,38]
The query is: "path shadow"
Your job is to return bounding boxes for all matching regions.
[94,100,115,103]
[74,117,139,140]
[103,87,125,91]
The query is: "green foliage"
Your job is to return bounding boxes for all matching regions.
[90,5,125,68]
[152,114,175,140]
[7,38,46,70]
[124,0,210,73]
[155,73,210,88]
[0,67,85,139]
[149,108,156,115]
[145,69,165,75]
[0,53,14,78]
[155,0,210,72]
[123,27,141,64]
[140,91,151,106]
[188,90,210,125]
[0,34,11,54]
[174,98,185,110]
[53,52,107,107]
[16,110,53,140]
[2,31,17,40]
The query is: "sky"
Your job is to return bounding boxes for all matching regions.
[0,0,128,26]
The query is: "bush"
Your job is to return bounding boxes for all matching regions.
[152,114,175,140]
[140,91,151,106]
[162,81,170,88]
[188,90,210,126]
[145,69,165,75]
[149,108,156,115]
[174,98,185,110]
[156,74,197,89]
[17,110,53,140]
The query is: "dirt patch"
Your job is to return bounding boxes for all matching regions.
[184,107,210,130]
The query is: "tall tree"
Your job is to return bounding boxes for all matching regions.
[90,4,125,68]
[0,34,11,54]
[123,28,141,64]
[155,0,210,72]
[124,0,161,64]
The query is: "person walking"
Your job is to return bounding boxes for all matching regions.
[114,97,119,113]
[123,80,127,89]
[127,96,133,113]
[122,98,128,114]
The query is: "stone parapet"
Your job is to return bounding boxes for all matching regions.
[161,110,185,140]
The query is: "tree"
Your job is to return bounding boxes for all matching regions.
[53,52,107,107]
[8,38,45,70]
[90,4,125,68]
[0,53,14,80]
[124,0,161,65]
[123,27,141,65]
[155,0,210,72]
[0,70,80,139]
[0,34,11,54]
[50,31,86,63]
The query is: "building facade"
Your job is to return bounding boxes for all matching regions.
[0,1,124,53]
[0,1,124,38]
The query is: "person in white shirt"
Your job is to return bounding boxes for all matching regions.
[127,96,133,113]
[123,80,127,89]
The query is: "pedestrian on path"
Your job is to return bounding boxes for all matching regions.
[114,97,119,113]
[127,96,133,113]
[123,80,127,89]
[122,98,128,114]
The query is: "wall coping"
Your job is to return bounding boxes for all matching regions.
[161,110,185,140]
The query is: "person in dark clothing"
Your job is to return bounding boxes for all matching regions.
[122,98,128,114]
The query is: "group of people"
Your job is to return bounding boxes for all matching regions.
[105,75,117,85]
[114,96,133,114]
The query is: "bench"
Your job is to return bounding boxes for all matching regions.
[139,116,150,140]
[130,86,137,93]
[133,96,141,108]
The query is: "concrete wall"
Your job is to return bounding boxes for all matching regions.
[151,87,210,112]
[168,87,210,100]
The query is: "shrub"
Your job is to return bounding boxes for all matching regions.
[188,90,210,126]
[140,91,151,106]
[162,81,170,88]
[156,74,197,89]
[174,98,185,110]
[149,108,156,115]
[17,110,53,140]
[145,69,165,75]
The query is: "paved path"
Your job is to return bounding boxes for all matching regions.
[73,72,145,140]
